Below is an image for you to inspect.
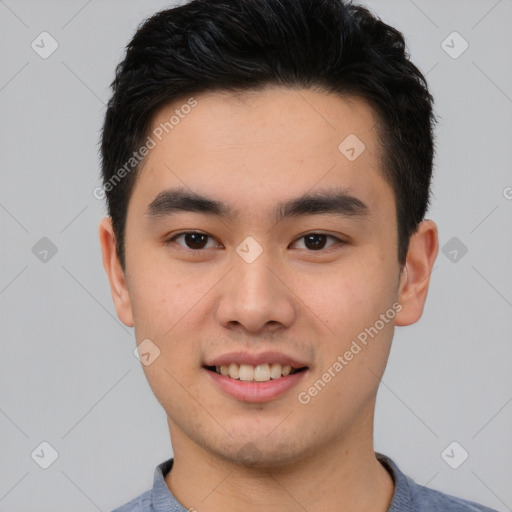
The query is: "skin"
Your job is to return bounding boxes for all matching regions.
[99,86,438,512]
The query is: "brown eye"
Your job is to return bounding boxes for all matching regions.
[304,234,327,250]
[183,233,209,249]
[291,233,342,251]
[167,232,219,250]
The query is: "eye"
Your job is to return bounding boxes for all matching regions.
[165,231,344,252]
[290,233,343,251]
[166,231,220,251]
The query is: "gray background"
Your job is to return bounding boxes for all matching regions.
[1,0,511,510]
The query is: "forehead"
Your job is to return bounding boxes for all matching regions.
[149,86,379,156]
[130,86,392,221]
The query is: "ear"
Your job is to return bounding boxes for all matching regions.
[98,217,134,327]
[395,219,439,326]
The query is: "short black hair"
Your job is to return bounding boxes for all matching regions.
[100,0,436,270]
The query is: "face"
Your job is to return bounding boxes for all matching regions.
[100,86,437,469]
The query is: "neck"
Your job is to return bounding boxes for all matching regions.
[164,403,394,512]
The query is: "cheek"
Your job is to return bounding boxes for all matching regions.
[131,271,202,401]
[127,253,187,331]
[294,254,398,345]
[127,258,206,368]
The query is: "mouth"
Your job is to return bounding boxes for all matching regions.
[204,363,308,382]
[202,351,311,402]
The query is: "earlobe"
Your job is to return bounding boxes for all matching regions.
[395,219,439,326]
[98,217,134,327]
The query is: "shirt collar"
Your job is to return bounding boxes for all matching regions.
[151,458,184,512]
[150,452,413,511]
[376,452,414,511]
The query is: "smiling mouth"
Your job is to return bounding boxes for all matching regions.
[205,363,308,382]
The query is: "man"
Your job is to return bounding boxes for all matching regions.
[98,0,497,510]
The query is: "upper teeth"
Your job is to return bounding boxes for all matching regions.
[215,363,296,382]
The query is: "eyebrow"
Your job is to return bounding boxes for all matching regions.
[145,186,370,224]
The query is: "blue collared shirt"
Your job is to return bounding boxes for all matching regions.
[111,452,498,511]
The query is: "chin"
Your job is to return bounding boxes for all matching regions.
[213,439,309,470]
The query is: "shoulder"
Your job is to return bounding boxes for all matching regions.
[110,489,152,512]
[376,453,499,512]
[109,457,177,512]
[405,477,499,511]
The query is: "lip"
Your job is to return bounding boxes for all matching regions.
[204,351,309,369]
[204,366,309,403]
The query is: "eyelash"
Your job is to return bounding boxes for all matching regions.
[165,231,345,252]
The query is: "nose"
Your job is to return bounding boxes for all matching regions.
[215,249,296,334]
